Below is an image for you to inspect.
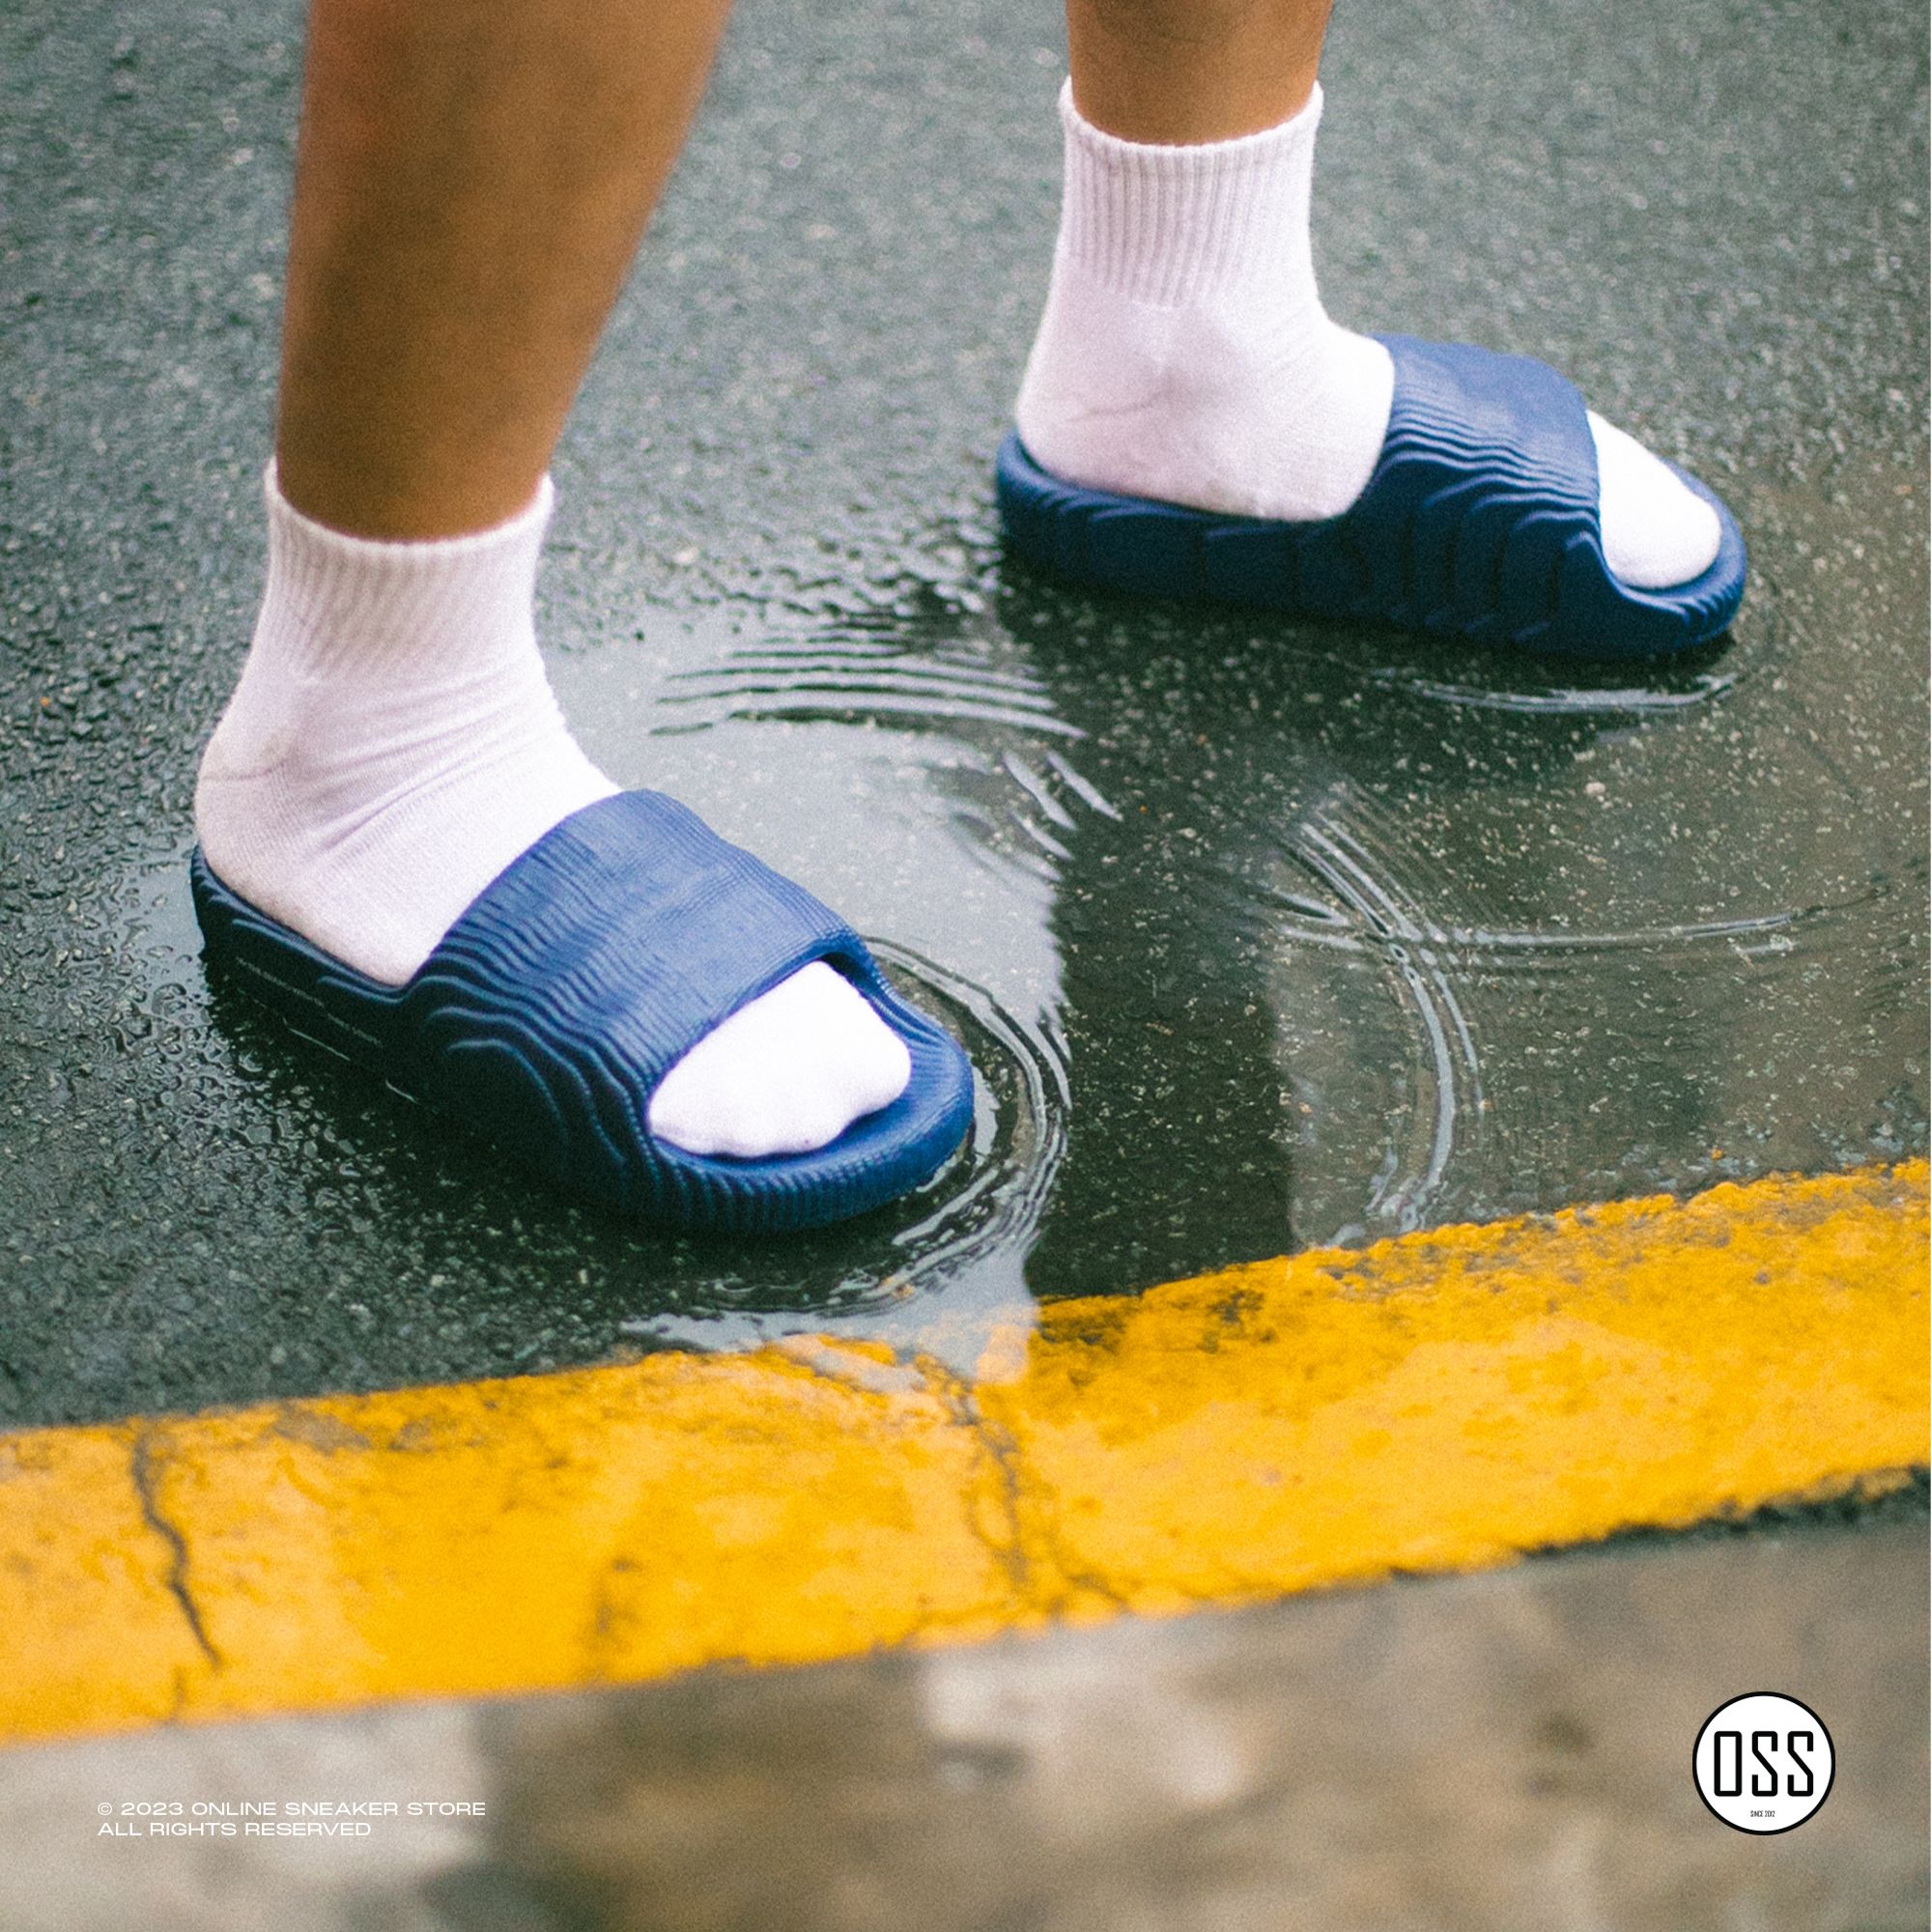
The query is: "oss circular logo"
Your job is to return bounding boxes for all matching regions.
[1692,1692,1834,1834]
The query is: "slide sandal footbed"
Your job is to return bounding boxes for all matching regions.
[997,334,1747,660]
[190,790,975,1234]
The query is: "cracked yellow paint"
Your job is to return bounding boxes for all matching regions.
[1,1163,1923,1745]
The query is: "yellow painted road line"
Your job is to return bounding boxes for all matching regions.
[2,1163,1924,1747]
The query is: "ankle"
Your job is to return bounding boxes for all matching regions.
[1016,81,1393,523]
[194,466,613,985]
[256,465,554,675]
[1051,80,1331,310]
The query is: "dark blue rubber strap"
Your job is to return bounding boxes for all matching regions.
[412,790,867,1099]
[996,332,1747,659]
[190,791,975,1232]
[1361,334,1598,644]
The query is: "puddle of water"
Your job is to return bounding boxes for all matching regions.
[108,471,1925,1375]
[613,536,1912,1268]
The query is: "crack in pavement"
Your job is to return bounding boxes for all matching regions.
[917,1355,1132,1617]
[128,1427,220,1671]
[938,1350,1145,1617]
[909,1359,1035,1602]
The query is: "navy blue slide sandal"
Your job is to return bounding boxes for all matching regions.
[190,790,976,1234]
[997,334,1747,659]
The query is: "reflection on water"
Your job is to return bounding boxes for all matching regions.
[123,493,1926,1371]
[561,537,1920,1299]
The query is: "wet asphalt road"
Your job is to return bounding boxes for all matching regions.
[0,0,1926,1428]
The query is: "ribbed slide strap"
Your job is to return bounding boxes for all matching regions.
[402,787,856,1186]
[996,333,1747,658]
[1357,334,1598,647]
[191,791,975,1233]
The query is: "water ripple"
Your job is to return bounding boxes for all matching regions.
[659,627,1083,739]
[1259,777,1913,1244]
[1286,805,1485,1231]
[1372,667,1742,717]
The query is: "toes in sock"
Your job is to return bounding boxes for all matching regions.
[1586,414,1720,589]
[1015,81,1721,589]
[646,960,912,1158]
[195,469,909,1157]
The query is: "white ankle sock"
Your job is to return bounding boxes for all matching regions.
[1016,83,1721,592]
[195,470,909,1159]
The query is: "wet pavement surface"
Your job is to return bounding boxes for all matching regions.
[3,1508,1923,1931]
[1,0,1927,1426]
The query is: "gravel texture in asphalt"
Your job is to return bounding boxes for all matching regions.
[0,0,1924,1426]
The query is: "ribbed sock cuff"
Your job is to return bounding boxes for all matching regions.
[257,465,555,682]
[1055,80,1323,306]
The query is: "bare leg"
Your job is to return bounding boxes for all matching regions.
[198,0,917,1168]
[277,0,731,538]
[1065,0,1331,144]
